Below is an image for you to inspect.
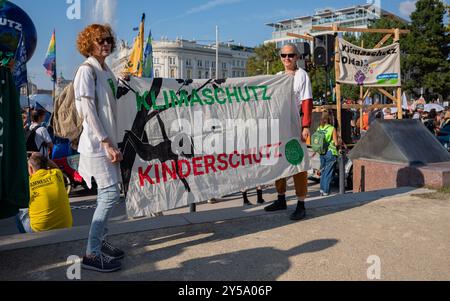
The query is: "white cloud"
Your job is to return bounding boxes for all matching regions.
[186,0,242,15]
[399,1,416,18]
[90,0,118,26]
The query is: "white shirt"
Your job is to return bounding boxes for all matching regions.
[74,56,118,157]
[73,56,121,189]
[293,68,313,108]
[29,123,52,158]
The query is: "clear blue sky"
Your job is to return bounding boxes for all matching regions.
[11,0,415,90]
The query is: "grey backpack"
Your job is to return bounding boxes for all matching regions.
[52,63,97,143]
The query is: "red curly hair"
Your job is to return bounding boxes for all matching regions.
[76,24,116,58]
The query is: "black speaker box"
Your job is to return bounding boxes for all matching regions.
[314,34,335,67]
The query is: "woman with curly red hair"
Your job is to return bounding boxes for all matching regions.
[73,24,124,273]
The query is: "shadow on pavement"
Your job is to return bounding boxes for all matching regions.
[0,186,418,280]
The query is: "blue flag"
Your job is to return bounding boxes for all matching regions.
[12,33,28,89]
[142,30,154,78]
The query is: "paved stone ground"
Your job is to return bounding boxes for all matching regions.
[0,193,449,281]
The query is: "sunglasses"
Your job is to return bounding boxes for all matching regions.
[97,37,114,45]
[280,53,297,58]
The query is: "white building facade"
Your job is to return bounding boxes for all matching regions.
[153,39,254,79]
[265,4,407,47]
[108,39,254,80]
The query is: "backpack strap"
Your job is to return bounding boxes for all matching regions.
[75,61,97,85]
[74,61,99,113]
[29,125,47,152]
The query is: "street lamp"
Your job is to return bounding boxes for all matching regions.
[216,25,219,79]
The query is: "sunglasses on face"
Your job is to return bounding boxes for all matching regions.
[280,53,297,58]
[96,37,114,45]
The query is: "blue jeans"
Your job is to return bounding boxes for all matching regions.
[15,209,33,234]
[320,151,337,194]
[86,183,121,256]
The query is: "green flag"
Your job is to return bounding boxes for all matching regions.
[0,64,29,219]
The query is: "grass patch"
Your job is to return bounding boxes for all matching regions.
[413,187,450,200]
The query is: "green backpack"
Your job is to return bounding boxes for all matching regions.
[311,128,329,155]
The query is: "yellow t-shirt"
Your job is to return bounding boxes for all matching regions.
[29,169,73,232]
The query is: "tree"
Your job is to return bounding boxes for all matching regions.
[246,43,283,76]
[403,0,450,100]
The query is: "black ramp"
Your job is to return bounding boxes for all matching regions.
[348,120,450,165]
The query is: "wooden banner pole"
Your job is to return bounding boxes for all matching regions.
[333,25,342,140]
[394,28,403,119]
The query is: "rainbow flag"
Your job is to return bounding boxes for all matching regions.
[123,14,145,77]
[43,30,56,82]
[142,29,154,78]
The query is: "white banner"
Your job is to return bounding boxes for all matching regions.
[116,75,310,218]
[338,38,401,87]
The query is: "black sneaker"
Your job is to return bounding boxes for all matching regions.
[242,192,252,206]
[264,196,287,212]
[290,208,306,221]
[290,201,306,221]
[256,189,265,204]
[82,254,121,273]
[101,241,125,260]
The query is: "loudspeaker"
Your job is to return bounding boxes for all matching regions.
[310,110,352,145]
[314,34,335,67]
[349,120,450,165]
[296,42,311,57]
[296,42,311,72]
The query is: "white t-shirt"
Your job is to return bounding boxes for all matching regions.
[293,68,313,108]
[29,123,52,158]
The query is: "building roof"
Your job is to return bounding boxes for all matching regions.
[265,3,408,27]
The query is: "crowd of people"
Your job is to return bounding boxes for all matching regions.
[14,23,449,274]
[343,99,449,144]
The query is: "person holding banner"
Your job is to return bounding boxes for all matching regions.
[264,43,313,221]
[74,24,124,273]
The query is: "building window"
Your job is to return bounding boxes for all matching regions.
[232,71,236,77]
[205,61,209,68]
[155,69,160,78]
[212,62,216,68]
[198,71,202,79]
[222,62,227,69]
[154,57,160,64]
[197,60,203,68]
[170,69,176,78]
[205,71,209,78]
[222,72,226,78]
[169,57,176,65]
[187,69,192,79]
[212,71,216,78]
[186,59,192,66]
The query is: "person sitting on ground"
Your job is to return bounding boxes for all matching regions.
[16,152,73,234]
[27,109,54,158]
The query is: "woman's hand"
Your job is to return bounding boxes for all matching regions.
[102,139,123,163]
